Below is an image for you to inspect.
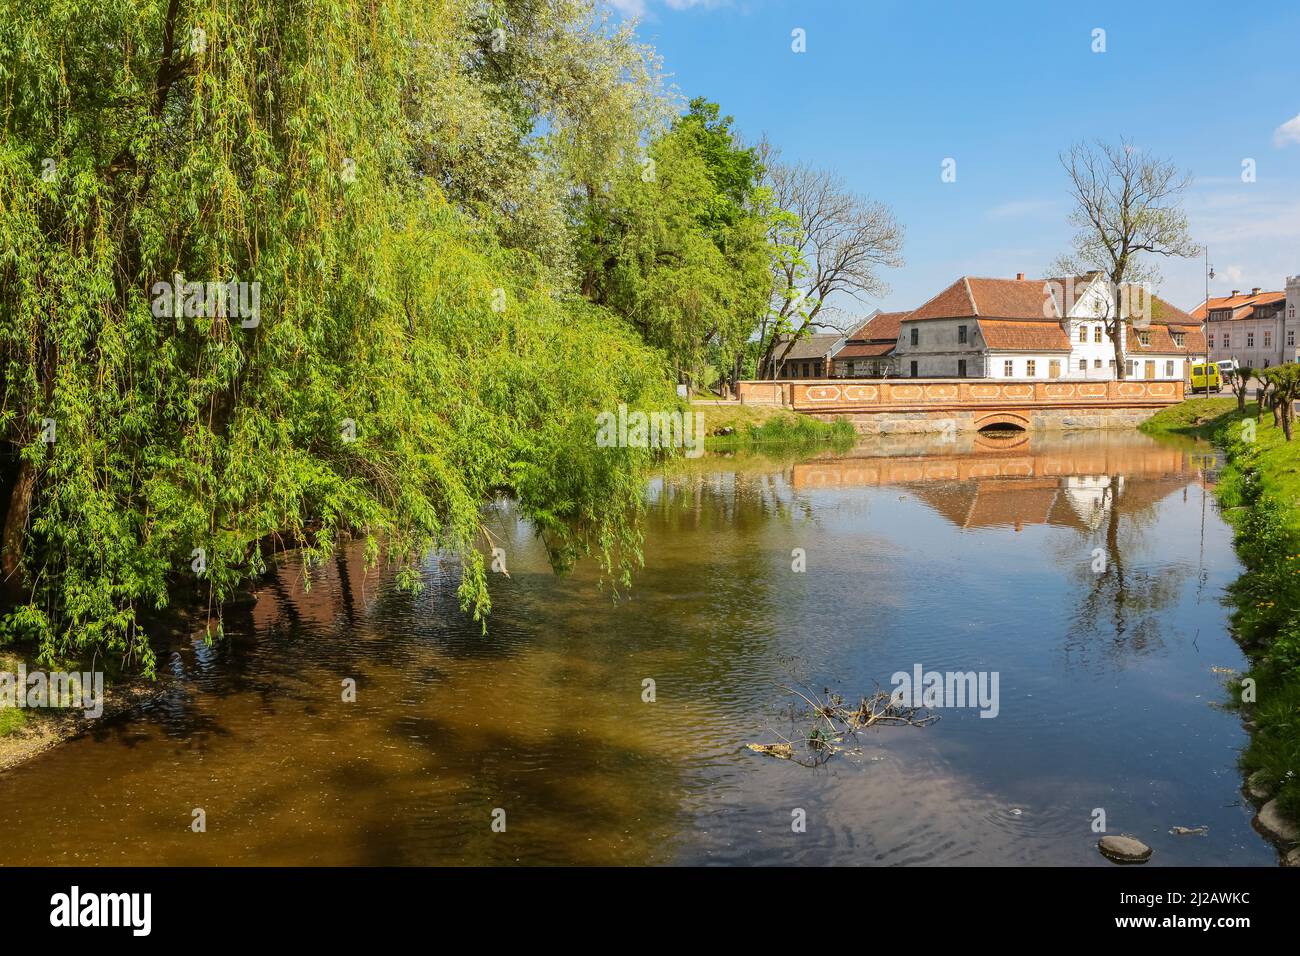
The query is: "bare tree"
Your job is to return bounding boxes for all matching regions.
[755,141,903,379]
[1050,140,1199,379]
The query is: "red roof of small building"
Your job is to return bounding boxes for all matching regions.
[836,341,897,358]
[848,310,910,343]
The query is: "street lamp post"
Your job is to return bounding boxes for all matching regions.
[1203,247,1214,394]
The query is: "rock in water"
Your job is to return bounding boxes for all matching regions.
[1098,835,1152,864]
[1254,799,1300,844]
[1246,770,1273,804]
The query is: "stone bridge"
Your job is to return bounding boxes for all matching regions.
[735,378,1185,434]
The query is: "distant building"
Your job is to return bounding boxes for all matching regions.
[830,310,909,377]
[772,332,843,378]
[1191,281,1300,369]
[892,273,1203,381]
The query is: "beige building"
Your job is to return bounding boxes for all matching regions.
[1192,280,1300,369]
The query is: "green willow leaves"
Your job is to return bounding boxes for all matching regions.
[0,0,675,671]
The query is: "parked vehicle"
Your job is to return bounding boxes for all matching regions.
[1190,362,1222,394]
[1216,359,1240,382]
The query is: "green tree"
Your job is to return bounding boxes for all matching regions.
[579,99,773,389]
[0,0,675,671]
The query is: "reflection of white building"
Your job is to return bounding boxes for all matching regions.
[892,273,1204,381]
[1062,474,1122,532]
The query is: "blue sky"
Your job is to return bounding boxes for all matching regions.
[607,0,1300,318]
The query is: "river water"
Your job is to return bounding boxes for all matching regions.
[0,429,1275,865]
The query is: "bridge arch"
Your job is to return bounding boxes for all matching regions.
[973,412,1030,432]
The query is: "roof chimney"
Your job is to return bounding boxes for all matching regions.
[1016,272,1025,281]
[1251,287,1261,295]
[1231,290,1240,297]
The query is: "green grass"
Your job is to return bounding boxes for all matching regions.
[1140,396,1239,440]
[0,706,28,737]
[1145,399,1300,823]
[695,401,857,451]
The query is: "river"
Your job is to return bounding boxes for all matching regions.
[0,428,1274,865]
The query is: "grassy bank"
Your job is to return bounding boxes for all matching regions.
[697,402,857,451]
[1142,399,1300,832]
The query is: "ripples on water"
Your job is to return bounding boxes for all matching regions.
[0,429,1274,865]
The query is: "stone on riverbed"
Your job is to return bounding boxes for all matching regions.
[1098,834,1152,864]
[1253,799,1300,844]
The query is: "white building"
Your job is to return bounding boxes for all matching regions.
[1194,280,1300,369]
[892,274,1204,381]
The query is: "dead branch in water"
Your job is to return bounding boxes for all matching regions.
[749,682,938,767]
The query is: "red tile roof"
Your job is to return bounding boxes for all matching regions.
[849,310,910,343]
[836,341,897,358]
[1127,322,1205,355]
[976,319,1071,352]
[910,275,1195,327]
[1190,290,1286,321]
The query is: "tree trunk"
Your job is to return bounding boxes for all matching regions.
[1,458,35,587]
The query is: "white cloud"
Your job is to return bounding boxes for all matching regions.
[1273,112,1300,147]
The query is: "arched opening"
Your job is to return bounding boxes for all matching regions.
[977,422,1027,434]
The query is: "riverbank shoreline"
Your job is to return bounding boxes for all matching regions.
[696,401,856,451]
[1141,398,1300,865]
[0,649,167,775]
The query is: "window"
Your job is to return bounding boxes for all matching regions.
[1165,360,1174,378]
[1247,332,1255,348]
[1078,358,1087,371]
[1223,333,1230,348]
[1078,326,1087,343]
[1094,358,1102,368]
[1172,332,1185,346]
[1109,360,1115,368]
[1004,359,1014,377]
[1264,331,1272,348]
[1209,334,1215,348]
[1094,326,1102,343]
[1289,330,1296,347]
[910,328,919,346]
[1125,360,1135,377]
[1026,360,1037,376]
[1291,306,1296,319]
[957,359,967,377]
[1137,331,1150,346]
[957,325,967,344]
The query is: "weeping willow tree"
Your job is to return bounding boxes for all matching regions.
[0,0,676,673]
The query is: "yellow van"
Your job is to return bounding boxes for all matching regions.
[1189,362,1221,394]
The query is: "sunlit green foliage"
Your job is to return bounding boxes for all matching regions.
[578,98,773,387]
[0,0,675,672]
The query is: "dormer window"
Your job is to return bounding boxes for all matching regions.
[1137,331,1150,346]
[1172,332,1185,347]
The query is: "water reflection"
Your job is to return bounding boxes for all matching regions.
[0,429,1273,866]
